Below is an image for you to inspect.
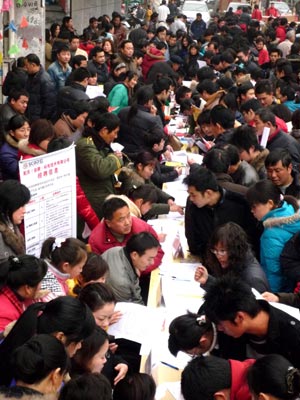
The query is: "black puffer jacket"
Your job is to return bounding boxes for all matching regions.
[25,67,57,122]
[57,82,90,116]
[118,105,163,159]
[185,187,261,258]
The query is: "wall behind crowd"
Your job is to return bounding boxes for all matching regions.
[71,0,122,36]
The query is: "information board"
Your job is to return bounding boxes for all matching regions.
[19,144,77,257]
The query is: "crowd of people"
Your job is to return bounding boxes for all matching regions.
[1,1,300,399]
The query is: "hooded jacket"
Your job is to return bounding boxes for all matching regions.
[261,201,300,292]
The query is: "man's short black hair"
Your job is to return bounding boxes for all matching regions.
[255,108,276,127]
[181,356,231,400]
[204,275,261,324]
[197,79,218,95]
[8,89,29,102]
[230,124,261,152]
[72,67,90,82]
[103,197,128,220]
[265,148,292,168]
[255,79,273,95]
[203,148,230,173]
[210,105,235,130]
[240,98,261,113]
[126,232,160,256]
[25,53,40,66]
[197,66,216,82]
[183,167,219,193]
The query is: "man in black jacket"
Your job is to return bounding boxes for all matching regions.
[0,89,29,143]
[204,275,300,368]
[57,67,90,116]
[184,167,259,258]
[87,48,109,85]
[254,108,300,165]
[265,148,300,199]
[24,53,56,122]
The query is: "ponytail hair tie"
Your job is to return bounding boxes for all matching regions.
[280,194,284,201]
[12,257,20,264]
[52,238,65,252]
[196,315,207,326]
[286,367,298,394]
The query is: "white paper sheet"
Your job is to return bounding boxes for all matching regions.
[108,302,165,355]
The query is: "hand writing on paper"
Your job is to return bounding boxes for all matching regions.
[262,292,279,302]
[114,363,128,385]
[194,265,208,285]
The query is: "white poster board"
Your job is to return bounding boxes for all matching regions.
[19,144,77,257]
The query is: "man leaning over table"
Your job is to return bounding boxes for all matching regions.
[88,197,164,301]
[184,166,260,259]
[102,232,160,304]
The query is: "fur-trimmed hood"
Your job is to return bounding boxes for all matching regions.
[18,139,45,157]
[263,202,300,229]
[5,133,19,149]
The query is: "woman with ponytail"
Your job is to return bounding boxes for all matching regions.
[39,236,87,298]
[0,255,47,332]
[0,296,95,386]
[0,334,69,398]
[248,354,300,400]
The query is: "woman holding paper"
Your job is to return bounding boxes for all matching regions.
[246,180,300,293]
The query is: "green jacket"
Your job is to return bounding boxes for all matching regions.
[108,84,129,114]
[76,136,123,219]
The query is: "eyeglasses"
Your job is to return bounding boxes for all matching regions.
[210,249,227,256]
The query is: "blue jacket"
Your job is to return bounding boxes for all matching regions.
[0,135,19,180]
[261,201,300,292]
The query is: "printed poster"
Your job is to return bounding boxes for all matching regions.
[19,144,77,257]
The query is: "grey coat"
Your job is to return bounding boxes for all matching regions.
[102,246,143,304]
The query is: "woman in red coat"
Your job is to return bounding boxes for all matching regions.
[0,255,47,332]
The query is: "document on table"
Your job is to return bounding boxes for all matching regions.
[156,381,185,400]
[108,302,165,355]
[163,180,189,207]
[161,277,204,314]
[159,263,198,282]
